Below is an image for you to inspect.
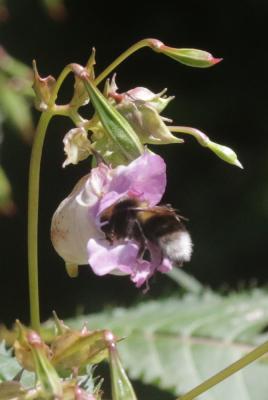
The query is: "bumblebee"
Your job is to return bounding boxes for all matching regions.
[100,198,192,266]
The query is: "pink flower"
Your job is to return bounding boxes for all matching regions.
[51,152,191,287]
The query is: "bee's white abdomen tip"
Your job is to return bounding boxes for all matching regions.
[159,230,193,263]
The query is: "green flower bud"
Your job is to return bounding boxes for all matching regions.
[147,38,222,68]
[207,141,243,168]
[169,126,243,168]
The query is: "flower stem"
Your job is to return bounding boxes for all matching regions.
[27,65,73,332]
[168,126,210,146]
[178,339,268,400]
[28,111,52,332]
[94,39,155,86]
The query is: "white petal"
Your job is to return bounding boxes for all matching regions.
[51,174,104,265]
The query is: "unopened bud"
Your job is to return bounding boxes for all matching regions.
[147,39,222,68]
[207,141,243,168]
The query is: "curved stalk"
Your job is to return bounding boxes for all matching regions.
[94,39,155,86]
[27,65,73,332]
[178,339,268,400]
[27,111,52,332]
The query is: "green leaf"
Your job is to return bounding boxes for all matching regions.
[62,289,268,400]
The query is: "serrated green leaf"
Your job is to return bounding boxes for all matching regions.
[59,289,268,400]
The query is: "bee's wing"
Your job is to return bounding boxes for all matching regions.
[131,205,189,221]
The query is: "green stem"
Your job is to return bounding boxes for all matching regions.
[27,65,73,332]
[168,126,210,146]
[28,112,52,332]
[94,39,154,86]
[178,339,268,400]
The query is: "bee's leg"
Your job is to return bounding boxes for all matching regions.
[134,219,149,259]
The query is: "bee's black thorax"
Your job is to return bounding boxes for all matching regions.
[100,198,185,243]
[100,198,141,242]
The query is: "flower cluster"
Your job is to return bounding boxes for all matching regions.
[46,39,242,289]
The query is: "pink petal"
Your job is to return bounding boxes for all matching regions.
[87,238,154,287]
[98,152,166,215]
[88,238,138,275]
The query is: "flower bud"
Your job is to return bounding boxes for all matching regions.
[147,39,222,68]
[207,141,243,168]
[168,126,242,168]
[32,60,56,111]
[62,127,92,167]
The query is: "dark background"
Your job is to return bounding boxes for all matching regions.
[0,0,268,327]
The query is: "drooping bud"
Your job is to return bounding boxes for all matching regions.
[105,331,137,400]
[62,127,92,167]
[147,38,222,68]
[32,60,56,111]
[168,126,243,168]
[207,141,243,168]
